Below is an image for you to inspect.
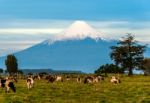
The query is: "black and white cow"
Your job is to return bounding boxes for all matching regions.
[0,78,16,93]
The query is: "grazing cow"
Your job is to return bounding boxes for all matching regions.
[47,75,56,83]
[0,78,16,93]
[110,76,121,84]
[27,77,34,89]
[84,76,94,84]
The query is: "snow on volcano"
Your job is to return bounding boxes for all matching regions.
[45,21,103,44]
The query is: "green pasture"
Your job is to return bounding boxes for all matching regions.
[0,75,150,103]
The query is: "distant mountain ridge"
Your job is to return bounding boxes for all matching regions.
[22,69,83,74]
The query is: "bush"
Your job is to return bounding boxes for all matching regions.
[95,63,124,75]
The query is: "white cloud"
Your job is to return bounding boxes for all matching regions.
[97,26,150,43]
[0,28,63,35]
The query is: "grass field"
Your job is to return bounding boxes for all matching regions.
[0,75,150,103]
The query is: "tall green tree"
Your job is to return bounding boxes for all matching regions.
[5,54,18,75]
[110,34,146,76]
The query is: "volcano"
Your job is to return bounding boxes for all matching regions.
[0,21,116,73]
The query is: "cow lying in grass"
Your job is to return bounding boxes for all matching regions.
[0,77,16,93]
[110,76,121,84]
[27,76,34,89]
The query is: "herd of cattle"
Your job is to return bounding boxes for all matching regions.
[0,74,121,93]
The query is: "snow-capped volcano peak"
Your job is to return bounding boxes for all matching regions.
[61,20,101,38]
[46,20,103,43]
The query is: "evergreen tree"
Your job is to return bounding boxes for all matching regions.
[5,54,18,75]
[110,34,146,76]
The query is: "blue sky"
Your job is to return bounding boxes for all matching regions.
[0,0,150,21]
[0,0,150,56]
